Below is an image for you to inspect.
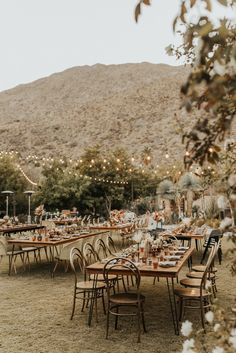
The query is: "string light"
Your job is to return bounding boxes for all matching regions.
[0,150,187,186]
[17,165,38,186]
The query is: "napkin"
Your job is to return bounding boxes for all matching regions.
[159,261,177,267]
[178,246,189,250]
[164,255,181,260]
[173,250,185,255]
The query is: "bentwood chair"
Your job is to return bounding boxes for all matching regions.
[52,238,83,277]
[174,243,217,331]
[83,241,118,291]
[69,247,106,325]
[201,229,222,264]
[182,242,219,297]
[0,236,26,275]
[103,257,146,343]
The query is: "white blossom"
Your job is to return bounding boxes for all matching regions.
[229,329,236,348]
[230,328,236,336]
[213,61,226,76]
[213,323,221,332]
[181,320,193,337]
[205,280,212,291]
[182,338,196,353]
[132,230,143,244]
[212,346,224,353]
[228,174,236,187]
[205,311,214,323]
[229,336,236,349]
[219,217,233,230]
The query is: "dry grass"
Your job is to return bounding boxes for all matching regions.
[0,237,235,353]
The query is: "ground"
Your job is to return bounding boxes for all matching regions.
[0,237,235,353]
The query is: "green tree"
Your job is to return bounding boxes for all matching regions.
[0,156,28,215]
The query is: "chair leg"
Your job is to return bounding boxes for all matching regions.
[94,295,98,323]
[102,291,106,315]
[218,247,222,265]
[141,303,147,333]
[51,261,59,278]
[70,290,77,320]
[200,298,205,332]
[115,306,119,329]
[179,297,183,321]
[44,247,49,262]
[64,261,69,273]
[137,304,141,343]
[81,291,87,312]
[106,305,110,339]
[37,249,42,262]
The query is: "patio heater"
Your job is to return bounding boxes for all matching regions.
[1,190,14,217]
[24,190,35,224]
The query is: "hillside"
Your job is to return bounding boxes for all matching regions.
[0,63,219,164]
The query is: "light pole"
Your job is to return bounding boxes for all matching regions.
[24,190,35,224]
[1,190,14,217]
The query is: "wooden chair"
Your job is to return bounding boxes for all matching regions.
[52,239,83,277]
[201,229,222,264]
[69,247,106,325]
[103,257,146,343]
[0,236,26,275]
[183,243,219,297]
[180,242,219,297]
[174,243,217,331]
[83,241,118,290]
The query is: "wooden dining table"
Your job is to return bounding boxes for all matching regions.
[7,230,110,275]
[89,223,133,231]
[86,247,194,334]
[0,224,46,235]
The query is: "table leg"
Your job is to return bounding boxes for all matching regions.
[166,277,179,335]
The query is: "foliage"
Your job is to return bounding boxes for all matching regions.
[34,147,161,216]
[0,156,28,215]
[180,304,236,353]
[135,0,236,167]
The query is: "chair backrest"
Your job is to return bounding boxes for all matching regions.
[69,247,85,283]
[108,235,117,254]
[59,239,83,261]
[93,238,109,259]
[103,257,141,297]
[0,236,7,256]
[209,229,222,239]
[200,242,219,291]
[82,241,100,265]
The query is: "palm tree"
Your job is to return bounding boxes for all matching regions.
[157,179,175,222]
[178,172,202,217]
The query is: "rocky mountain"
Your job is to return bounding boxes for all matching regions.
[0,62,230,166]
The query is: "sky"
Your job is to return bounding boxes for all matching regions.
[0,0,181,92]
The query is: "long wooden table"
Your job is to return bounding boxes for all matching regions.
[0,224,45,235]
[7,230,109,275]
[89,223,133,231]
[163,232,204,251]
[86,247,194,334]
